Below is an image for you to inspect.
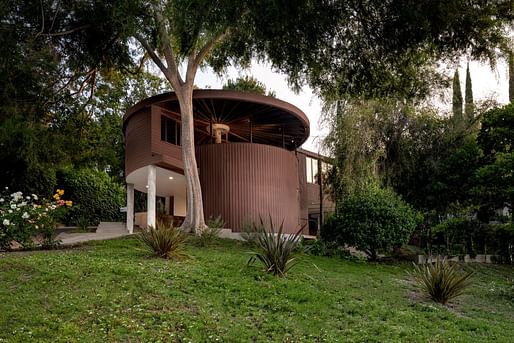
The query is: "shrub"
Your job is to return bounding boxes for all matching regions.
[138,221,188,259]
[320,212,338,243]
[248,217,303,277]
[0,188,70,250]
[58,168,125,226]
[196,215,224,247]
[412,258,473,305]
[334,184,419,260]
[240,219,259,245]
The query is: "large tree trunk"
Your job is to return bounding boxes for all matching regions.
[175,83,207,234]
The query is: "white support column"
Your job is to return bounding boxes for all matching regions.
[164,196,171,215]
[127,183,134,234]
[147,165,157,228]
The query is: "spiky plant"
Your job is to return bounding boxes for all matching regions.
[138,221,188,260]
[196,215,224,247]
[412,258,473,304]
[248,216,303,277]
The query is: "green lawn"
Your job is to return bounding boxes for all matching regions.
[0,237,513,342]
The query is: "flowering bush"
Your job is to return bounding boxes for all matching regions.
[0,188,72,250]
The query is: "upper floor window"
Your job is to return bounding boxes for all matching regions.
[306,157,319,184]
[161,115,181,145]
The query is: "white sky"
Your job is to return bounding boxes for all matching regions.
[194,59,511,153]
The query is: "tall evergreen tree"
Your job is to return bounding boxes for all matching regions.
[509,53,514,103]
[452,70,463,120]
[465,62,474,120]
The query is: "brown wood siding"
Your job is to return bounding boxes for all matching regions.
[297,152,310,229]
[151,106,184,171]
[196,143,302,234]
[125,109,152,176]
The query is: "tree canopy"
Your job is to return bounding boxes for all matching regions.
[2,0,514,232]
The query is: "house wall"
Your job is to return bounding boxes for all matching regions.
[196,143,302,234]
[150,106,184,172]
[125,109,153,176]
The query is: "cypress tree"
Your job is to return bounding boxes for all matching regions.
[509,53,514,103]
[465,62,474,120]
[452,70,463,120]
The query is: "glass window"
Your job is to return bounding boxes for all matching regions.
[306,157,319,184]
[161,115,180,145]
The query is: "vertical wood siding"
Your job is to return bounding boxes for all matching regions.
[196,143,301,233]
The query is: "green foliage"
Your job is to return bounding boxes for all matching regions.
[478,103,514,156]
[485,222,514,264]
[320,212,339,243]
[465,63,474,121]
[0,190,68,250]
[412,258,474,305]
[476,104,514,212]
[206,215,225,230]
[248,217,302,277]
[303,239,359,261]
[431,214,480,256]
[138,221,188,260]
[240,219,259,245]
[334,184,419,260]
[223,76,276,97]
[196,215,225,247]
[453,69,463,120]
[58,168,125,226]
[510,53,514,103]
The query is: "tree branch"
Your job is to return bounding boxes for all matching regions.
[133,33,169,76]
[151,3,183,85]
[39,25,90,37]
[186,29,229,84]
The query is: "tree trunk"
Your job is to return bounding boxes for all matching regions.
[174,83,207,234]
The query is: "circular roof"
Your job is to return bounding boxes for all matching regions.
[124,89,310,150]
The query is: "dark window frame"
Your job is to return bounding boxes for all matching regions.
[160,115,181,146]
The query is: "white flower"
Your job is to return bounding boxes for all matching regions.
[25,196,30,200]
[2,219,9,226]
[10,191,22,202]
[8,210,12,214]
[32,194,38,200]
[0,198,4,203]
[35,225,38,229]
[22,212,29,219]
[10,204,16,209]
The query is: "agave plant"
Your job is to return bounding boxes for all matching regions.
[412,257,473,304]
[138,221,188,260]
[248,216,303,277]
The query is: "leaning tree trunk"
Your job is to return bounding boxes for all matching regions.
[175,84,207,234]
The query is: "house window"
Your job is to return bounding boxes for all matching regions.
[306,157,318,184]
[161,115,181,145]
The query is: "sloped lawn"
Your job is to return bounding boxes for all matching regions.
[0,237,513,342]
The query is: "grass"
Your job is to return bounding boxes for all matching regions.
[0,237,512,342]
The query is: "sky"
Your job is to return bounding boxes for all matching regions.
[194,59,511,153]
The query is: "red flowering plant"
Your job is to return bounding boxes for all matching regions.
[0,188,72,250]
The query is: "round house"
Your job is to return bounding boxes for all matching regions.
[123,89,331,235]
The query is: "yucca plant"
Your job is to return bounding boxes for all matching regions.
[248,216,303,277]
[138,221,188,260]
[412,258,473,305]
